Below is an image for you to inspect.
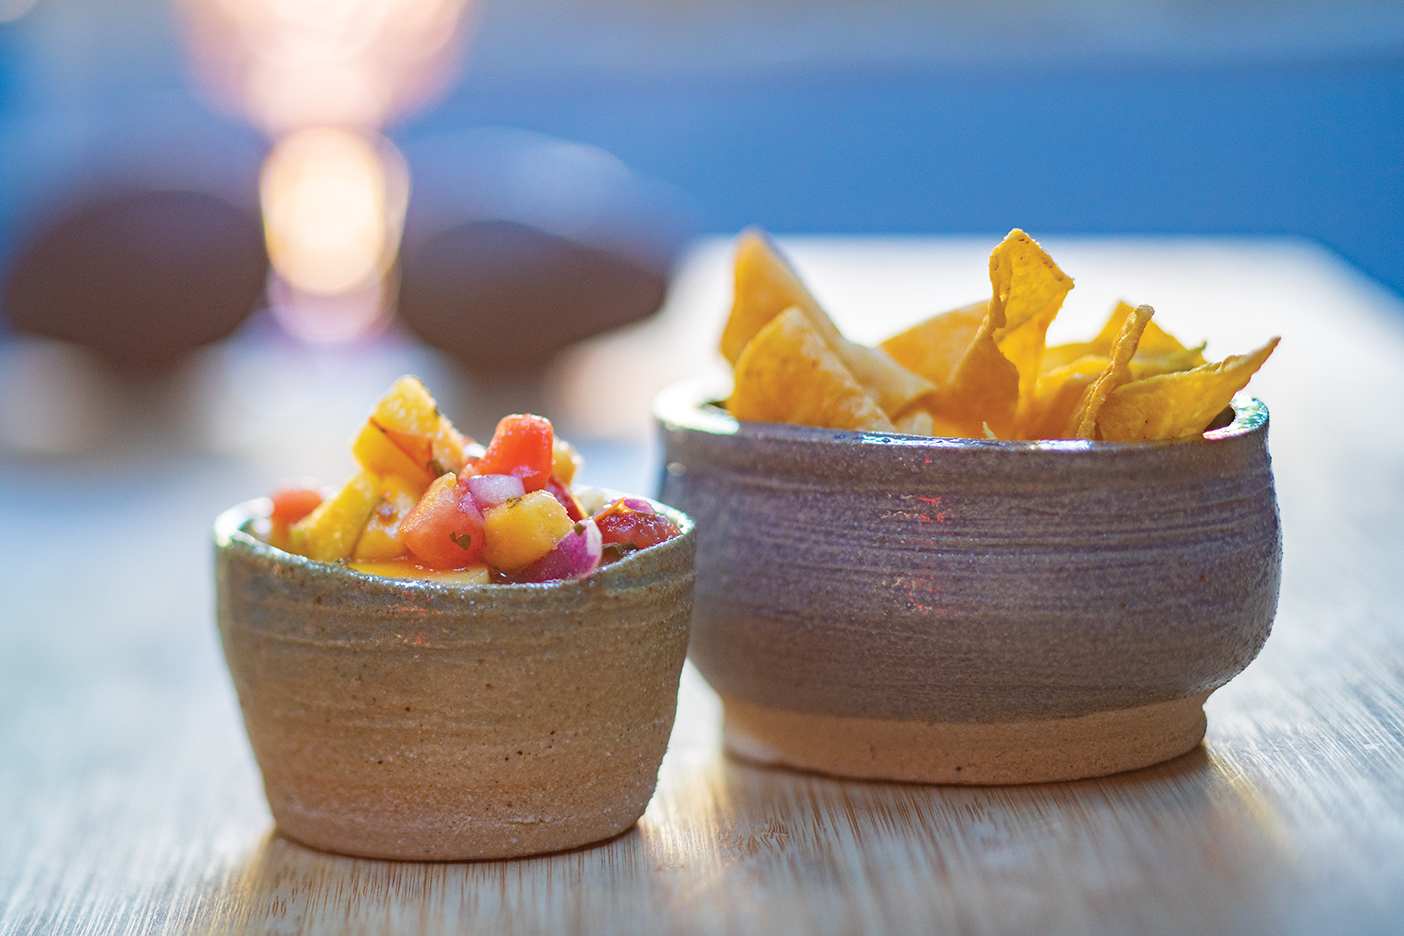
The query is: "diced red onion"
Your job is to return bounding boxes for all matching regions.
[452,480,485,524]
[467,473,525,507]
[621,498,654,513]
[516,519,603,583]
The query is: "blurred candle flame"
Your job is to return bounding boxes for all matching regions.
[261,128,406,296]
[181,0,472,135]
[179,0,472,340]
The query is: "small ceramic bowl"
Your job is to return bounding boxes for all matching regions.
[655,378,1280,785]
[214,498,695,860]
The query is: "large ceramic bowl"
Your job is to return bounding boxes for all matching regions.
[655,378,1280,785]
[214,498,695,860]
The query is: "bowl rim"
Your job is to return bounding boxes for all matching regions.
[654,375,1267,451]
[214,492,694,596]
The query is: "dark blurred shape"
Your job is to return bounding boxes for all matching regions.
[395,128,696,372]
[398,218,666,371]
[3,189,267,370]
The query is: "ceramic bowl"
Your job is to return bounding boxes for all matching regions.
[655,378,1280,785]
[214,498,695,860]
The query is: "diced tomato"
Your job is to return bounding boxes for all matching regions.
[544,476,585,521]
[399,474,487,568]
[593,498,680,551]
[474,414,554,493]
[271,484,323,527]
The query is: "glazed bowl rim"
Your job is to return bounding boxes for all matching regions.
[654,376,1266,452]
[214,492,694,596]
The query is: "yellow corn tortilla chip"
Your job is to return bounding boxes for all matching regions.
[1016,356,1107,440]
[893,409,935,436]
[1091,301,1199,359]
[1097,337,1279,442]
[1044,301,1207,373]
[893,407,986,439]
[880,231,1069,438]
[989,230,1074,412]
[943,312,1021,438]
[729,307,896,433]
[1031,345,1209,396]
[882,296,1014,437]
[1019,342,1197,441]
[1130,344,1209,378]
[879,299,988,387]
[1066,304,1155,439]
[928,235,1067,438]
[721,229,933,415]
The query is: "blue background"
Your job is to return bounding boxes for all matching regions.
[407,56,1403,294]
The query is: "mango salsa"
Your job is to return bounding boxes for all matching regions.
[484,491,575,572]
[266,377,680,584]
[289,471,379,562]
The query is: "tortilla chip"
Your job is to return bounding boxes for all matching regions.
[942,313,1021,438]
[925,238,1063,438]
[1017,347,1211,439]
[729,307,895,432]
[1016,356,1108,440]
[720,229,812,364]
[1066,304,1155,439]
[880,231,1068,438]
[988,230,1074,412]
[721,229,932,415]
[880,300,988,388]
[893,408,986,439]
[893,409,935,436]
[1044,301,1207,373]
[1091,302,1200,359]
[1129,344,1209,379]
[1097,337,1279,442]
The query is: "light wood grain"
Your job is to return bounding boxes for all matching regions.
[2,238,1403,935]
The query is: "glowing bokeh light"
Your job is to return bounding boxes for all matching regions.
[181,0,472,134]
[0,0,39,25]
[260,127,407,296]
[180,0,471,340]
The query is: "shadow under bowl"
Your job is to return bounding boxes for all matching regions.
[214,499,695,860]
[655,378,1280,785]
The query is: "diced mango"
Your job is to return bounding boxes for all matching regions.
[371,376,443,439]
[428,421,472,475]
[352,420,434,493]
[552,438,582,485]
[351,475,421,562]
[289,471,379,562]
[357,375,473,477]
[483,490,574,572]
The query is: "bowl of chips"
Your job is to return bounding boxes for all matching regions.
[654,229,1281,785]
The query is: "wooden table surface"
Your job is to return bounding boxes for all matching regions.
[2,237,1403,935]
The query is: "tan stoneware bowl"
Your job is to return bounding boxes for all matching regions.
[655,378,1280,785]
[214,498,695,860]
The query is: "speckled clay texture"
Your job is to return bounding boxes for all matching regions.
[655,378,1281,783]
[214,500,695,860]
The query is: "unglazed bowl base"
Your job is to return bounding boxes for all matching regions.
[269,769,656,861]
[721,693,1211,785]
